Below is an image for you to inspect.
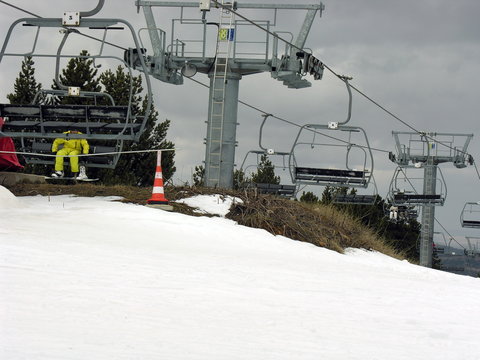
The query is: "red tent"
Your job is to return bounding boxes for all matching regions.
[0,117,24,171]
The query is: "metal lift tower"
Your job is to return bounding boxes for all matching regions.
[134,1,324,188]
[390,132,473,267]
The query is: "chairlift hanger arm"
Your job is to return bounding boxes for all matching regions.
[258,113,272,152]
[51,30,132,107]
[239,150,255,173]
[80,0,105,18]
[338,78,353,126]
[54,30,73,91]
[9,0,107,18]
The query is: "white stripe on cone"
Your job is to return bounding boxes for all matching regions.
[152,186,164,194]
[155,172,163,179]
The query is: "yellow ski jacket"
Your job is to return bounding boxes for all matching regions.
[52,131,90,154]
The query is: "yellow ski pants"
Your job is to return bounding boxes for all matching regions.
[55,148,81,173]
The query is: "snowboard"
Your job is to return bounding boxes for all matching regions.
[45,176,99,182]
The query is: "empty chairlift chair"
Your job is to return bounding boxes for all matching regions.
[333,192,378,205]
[387,166,447,206]
[289,77,375,191]
[464,237,480,257]
[0,0,152,169]
[238,114,297,198]
[432,232,447,254]
[289,124,374,189]
[239,149,297,198]
[460,202,480,228]
[332,175,379,205]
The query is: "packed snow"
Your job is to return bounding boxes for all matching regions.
[1,186,479,360]
[175,194,242,216]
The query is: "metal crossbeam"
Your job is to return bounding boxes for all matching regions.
[135,1,324,11]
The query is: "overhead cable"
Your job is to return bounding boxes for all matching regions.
[187,77,390,154]
[0,0,126,50]
[0,0,40,18]
[210,0,477,169]
[2,0,477,178]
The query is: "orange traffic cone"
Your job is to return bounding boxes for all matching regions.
[146,151,172,210]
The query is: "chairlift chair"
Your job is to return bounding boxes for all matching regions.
[387,166,447,206]
[385,203,418,223]
[0,0,152,169]
[238,114,298,198]
[460,202,480,228]
[288,77,374,190]
[464,237,480,257]
[239,149,296,198]
[289,124,374,188]
[433,234,460,256]
[433,232,447,254]
[333,193,378,205]
[333,174,379,205]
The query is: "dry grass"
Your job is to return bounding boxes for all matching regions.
[7,183,404,259]
[227,191,403,259]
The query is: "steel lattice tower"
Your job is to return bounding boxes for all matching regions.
[390,131,473,267]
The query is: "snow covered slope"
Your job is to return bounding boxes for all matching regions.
[1,186,479,360]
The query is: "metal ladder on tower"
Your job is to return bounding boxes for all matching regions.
[206,1,235,186]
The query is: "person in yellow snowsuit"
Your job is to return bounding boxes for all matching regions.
[51,131,89,179]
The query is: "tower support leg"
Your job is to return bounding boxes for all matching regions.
[419,162,437,267]
[204,72,240,189]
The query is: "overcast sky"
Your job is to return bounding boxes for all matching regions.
[0,0,479,245]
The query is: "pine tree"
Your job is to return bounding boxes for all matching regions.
[193,165,205,186]
[321,186,331,204]
[6,56,44,173]
[432,246,442,270]
[52,50,101,105]
[46,53,175,185]
[233,168,248,190]
[98,65,142,110]
[321,186,350,205]
[319,185,421,262]
[250,154,280,184]
[7,56,42,105]
[93,65,176,185]
[194,165,247,189]
[300,191,319,203]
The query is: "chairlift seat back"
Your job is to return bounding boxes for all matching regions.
[0,104,139,140]
[393,193,442,204]
[252,183,296,197]
[295,166,368,186]
[462,220,480,228]
[333,194,377,205]
[0,103,128,120]
[2,120,40,131]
